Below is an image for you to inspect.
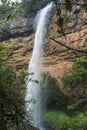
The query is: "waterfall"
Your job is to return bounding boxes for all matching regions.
[25,2,54,130]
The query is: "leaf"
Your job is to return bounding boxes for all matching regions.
[57,29,63,34]
[65,0,72,11]
[33,80,39,84]
[56,17,64,27]
[85,8,87,13]
[57,8,61,15]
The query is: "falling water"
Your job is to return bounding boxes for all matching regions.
[25,2,54,130]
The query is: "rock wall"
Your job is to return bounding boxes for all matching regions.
[5,11,87,103]
[1,3,87,130]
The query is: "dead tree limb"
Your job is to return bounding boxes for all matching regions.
[49,37,87,54]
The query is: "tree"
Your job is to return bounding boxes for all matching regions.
[0,0,20,40]
[45,74,67,110]
[0,44,27,130]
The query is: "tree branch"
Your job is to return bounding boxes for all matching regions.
[49,37,87,54]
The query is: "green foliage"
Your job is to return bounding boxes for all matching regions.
[57,8,61,15]
[62,73,81,88]
[0,45,27,130]
[65,0,72,11]
[44,110,69,129]
[0,1,18,28]
[56,17,64,27]
[85,7,87,12]
[55,0,72,35]
[57,29,64,34]
[0,44,7,63]
[0,67,26,130]
[74,58,87,76]
[45,110,87,130]
[62,57,87,88]
[45,75,67,110]
[0,0,21,40]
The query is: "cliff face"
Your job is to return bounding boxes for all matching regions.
[7,16,87,78]
[43,13,87,86]
[4,11,87,103]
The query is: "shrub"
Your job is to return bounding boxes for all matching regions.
[62,58,87,88]
[0,44,27,130]
[45,110,87,130]
[45,74,67,110]
[62,73,81,88]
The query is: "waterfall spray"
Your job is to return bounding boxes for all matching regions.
[25,2,54,130]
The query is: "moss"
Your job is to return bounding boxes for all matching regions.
[4,43,14,49]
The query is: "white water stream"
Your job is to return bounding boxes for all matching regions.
[25,2,53,130]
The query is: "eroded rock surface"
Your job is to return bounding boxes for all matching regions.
[4,11,87,104]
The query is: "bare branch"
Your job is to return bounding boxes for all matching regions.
[49,37,87,54]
